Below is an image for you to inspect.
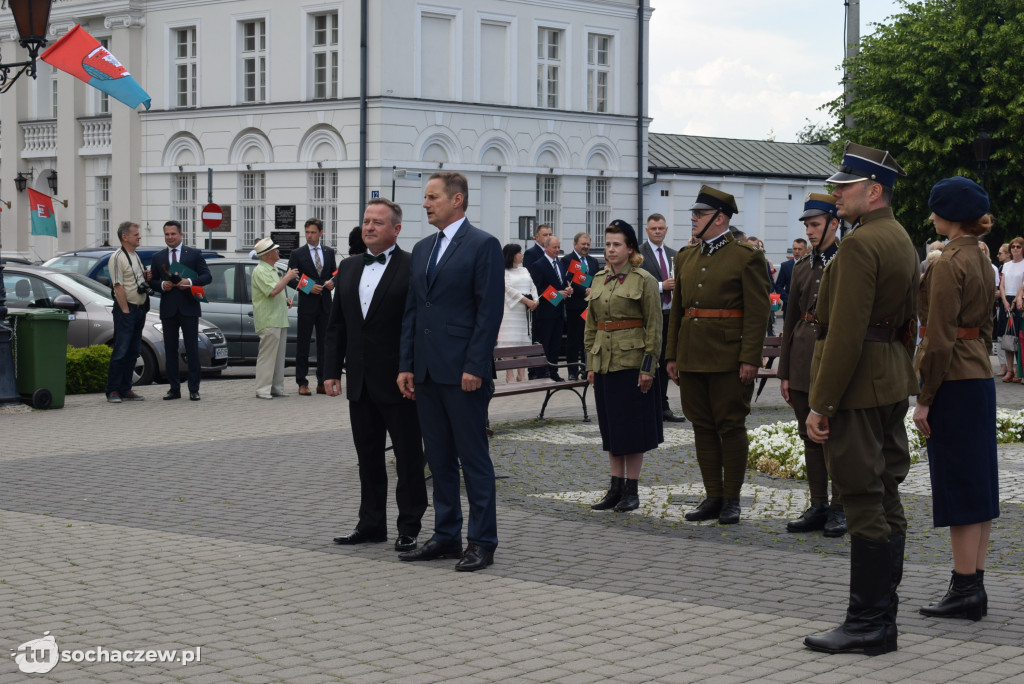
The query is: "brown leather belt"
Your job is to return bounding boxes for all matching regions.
[597,319,644,331]
[919,326,980,340]
[684,308,743,319]
[818,325,899,342]
[799,312,817,323]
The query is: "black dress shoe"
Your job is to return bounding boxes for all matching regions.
[189,391,201,401]
[394,535,418,552]
[662,409,687,423]
[823,508,848,537]
[455,543,494,572]
[333,529,387,545]
[684,497,723,521]
[719,498,741,525]
[398,538,462,561]
[550,373,565,382]
[787,502,829,533]
[163,389,181,400]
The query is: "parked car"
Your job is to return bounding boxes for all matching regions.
[44,246,222,287]
[2,264,229,385]
[1,256,36,265]
[199,257,305,364]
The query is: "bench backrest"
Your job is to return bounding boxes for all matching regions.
[494,344,550,371]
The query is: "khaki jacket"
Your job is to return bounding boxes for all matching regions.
[778,244,836,392]
[913,235,994,405]
[665,234,772,372]
[584,263,662,375]
[808,207,919,416]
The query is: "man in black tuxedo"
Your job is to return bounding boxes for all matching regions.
[325,198,428,552]
[147,220,212,401]
[397,172,504,572]
[287,218,338,395]
[522,223,552,269]
[528,235,573,381]
[639,213,685,422]
[561,232,599,379]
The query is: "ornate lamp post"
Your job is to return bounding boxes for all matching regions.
[973,128,993,187]
[1,0,56,405]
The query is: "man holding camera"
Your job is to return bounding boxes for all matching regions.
[105,221,150,403]
[148,220,212,401]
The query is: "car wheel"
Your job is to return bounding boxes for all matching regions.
[133,345,158,386]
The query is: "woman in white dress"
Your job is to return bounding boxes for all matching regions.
[999,237,1024,382]
[498,243,539,382]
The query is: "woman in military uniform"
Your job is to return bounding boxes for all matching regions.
[913,177,999,621]
[586,220,664,512]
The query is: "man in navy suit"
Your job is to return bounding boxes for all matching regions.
[397,171,504,572]
[147,220,212,401]
[528,235,573,381]
[522,223,552,269]
[325,198,427,553]
[562,232,600,380]
[287,218,338,395]
[773,238,806,317]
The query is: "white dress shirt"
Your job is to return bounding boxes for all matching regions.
[359,245,396,318]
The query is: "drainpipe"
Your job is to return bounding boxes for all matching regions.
[359,0,368,222]
[637,0,645,228]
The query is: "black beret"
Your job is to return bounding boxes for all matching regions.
[928,176,989,222]
[607,219,639,251]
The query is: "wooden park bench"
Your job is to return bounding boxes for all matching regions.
[757,335,783,380]
[492,344,590,421]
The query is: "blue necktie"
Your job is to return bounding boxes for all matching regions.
[426,233,444,281]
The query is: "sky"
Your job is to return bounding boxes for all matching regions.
[648,0,904,142]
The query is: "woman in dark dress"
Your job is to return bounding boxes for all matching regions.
[585,220,664,512]
[913,177,999,621]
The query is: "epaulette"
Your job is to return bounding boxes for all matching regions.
[795,253,812,264]
[680,243,700,251]
[735,241,759,252]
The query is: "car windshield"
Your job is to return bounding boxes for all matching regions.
[47,270,116,305]
[44,254,102,276]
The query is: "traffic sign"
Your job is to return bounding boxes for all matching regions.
[202,203,223,229]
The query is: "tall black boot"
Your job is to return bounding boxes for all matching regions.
[885,535,905,651]
[614,478,640,511]
[978,569,988,617]
[804,536,897,656]
[591,476,624,511]
[919,571,985,621]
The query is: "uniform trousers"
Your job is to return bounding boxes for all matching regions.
[678,370,754,499]
[823,399,910,542]
[349,394,428,537]
[255,326,287,397]
[789,389,841,507]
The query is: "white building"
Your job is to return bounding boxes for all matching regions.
[1,0,651,260]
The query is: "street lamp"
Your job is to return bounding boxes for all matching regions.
[14,171,29,192]
[0,0,54,93]
[46,169,57,195]
[973,128,993,187]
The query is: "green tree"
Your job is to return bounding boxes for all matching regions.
[795,119,835,144]
[826,0,1024,244]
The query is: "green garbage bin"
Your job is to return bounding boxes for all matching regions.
[7,309,70,409]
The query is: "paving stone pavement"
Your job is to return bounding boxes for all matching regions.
[1,367,1023,683]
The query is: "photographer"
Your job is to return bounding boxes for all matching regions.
[105,221,150,403]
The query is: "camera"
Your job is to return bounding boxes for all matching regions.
[137,283,156,297]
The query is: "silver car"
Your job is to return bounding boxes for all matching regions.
[2,264,229,385]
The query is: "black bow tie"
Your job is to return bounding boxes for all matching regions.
[605,273,627,285]
[363,252,386,265]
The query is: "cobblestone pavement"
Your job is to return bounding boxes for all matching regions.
[1,367,1023,682]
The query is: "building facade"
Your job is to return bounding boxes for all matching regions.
[0,0,650,260]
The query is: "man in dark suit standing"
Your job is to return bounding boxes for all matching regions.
[147,220,212,401]
[528,235,573,381]
[287,218,338,395]
[640,213,685,422]
[773,238,807,317]
[324,198,427,553]
[562,232,599,379]
[397,171,504,572]
[522,223,552,269]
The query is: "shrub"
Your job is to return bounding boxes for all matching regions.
[66,345,112,394]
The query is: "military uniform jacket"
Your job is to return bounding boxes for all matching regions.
[913,234,993,406]
[809,207,919,416]
[583,263,662,376]
[777,245,836,392]
[665,233,772,372]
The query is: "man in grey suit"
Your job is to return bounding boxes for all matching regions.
[397,172,504,572]
[640,213,686,422]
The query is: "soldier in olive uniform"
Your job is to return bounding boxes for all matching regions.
[803,143,919,656]
[778,193,846,537]
[665,186,772,525]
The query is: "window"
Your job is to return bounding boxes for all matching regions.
[586,178,610,249]
[97,38,110,114]
[174,27,198,108]
[536,176,560,228]
[205,263,238,303]
[240,20,266,103]
[536,28,562,108]
[587,34,611,113]
[96,176,111,244]
[240,171,266,247]
[420,13,454,99]
[310,170,339,248]
[50,68,58,118]
[311,12,338,100]
[172,174,199,244]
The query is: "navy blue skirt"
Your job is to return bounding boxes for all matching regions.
[594,369,664,455]
[925,378,1000,527]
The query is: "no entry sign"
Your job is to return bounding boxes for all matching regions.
[201,203,223,229]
